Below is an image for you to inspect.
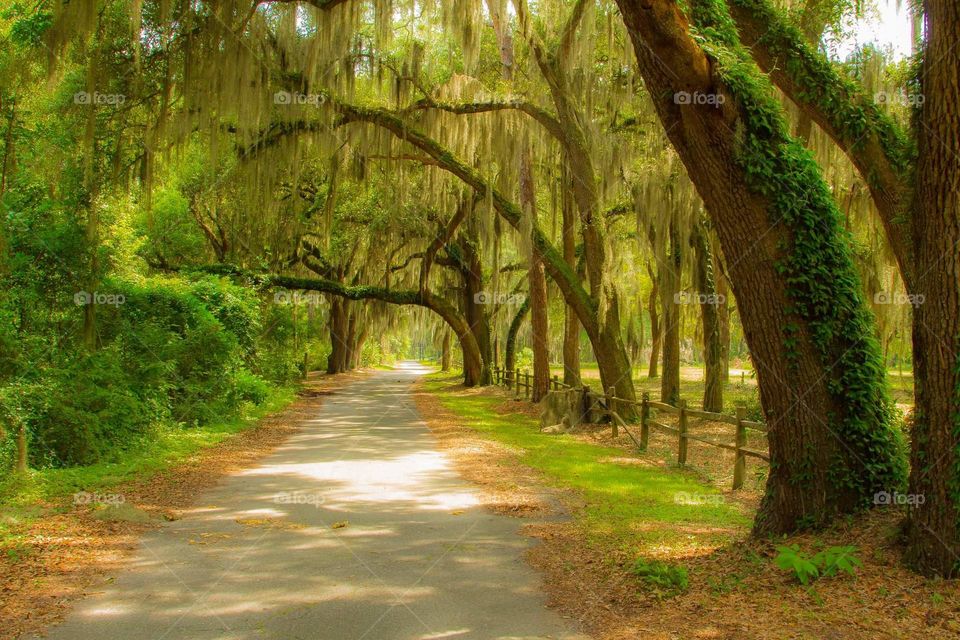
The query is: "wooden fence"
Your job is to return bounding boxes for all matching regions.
[491,366,569,400]
[491,366,767,490]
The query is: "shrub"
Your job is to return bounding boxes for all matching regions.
[774,544,862,585]
[27,349,155,466]
[229,369,271,406]
[632,558,689,595]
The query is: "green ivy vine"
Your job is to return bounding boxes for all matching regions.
[687,0,908,508]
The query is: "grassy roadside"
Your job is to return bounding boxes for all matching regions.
[420,372,960,639]
[420,372,751,562]
[0,385,297,550]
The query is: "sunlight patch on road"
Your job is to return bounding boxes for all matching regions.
[239,451,481,511]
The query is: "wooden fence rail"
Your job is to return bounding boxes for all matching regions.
[490,366,767,490]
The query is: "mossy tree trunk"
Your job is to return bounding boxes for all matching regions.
[712,234,731,382]
[326,296,350,374]
[615,0,906,533]
[441,330,451,371]
[519,144,550,402]
[561,166,581,387]
[647,262,661,379]
[505,298,530,383]
[457,232,493,385]
[659,221,682,405]
[694,220,724,412]
[728,0,960,574]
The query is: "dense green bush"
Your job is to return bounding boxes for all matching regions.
[0,272,318,468]
[28,349,155,466]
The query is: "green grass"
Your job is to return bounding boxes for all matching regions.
[0,386,297,548]
[423,373,750,559]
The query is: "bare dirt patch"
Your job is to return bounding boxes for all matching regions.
[0,370,369,640]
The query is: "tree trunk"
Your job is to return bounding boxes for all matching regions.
[505,298,531,384]
[16,420,27,473]
[459,230,493,385]
[529,256,550,401]
[519,142,550,402]
[326,297,345,374]
[693,221,724,412]
[350,322,368,370]
[561,164,581,387]
[712,233,731,382]
[660,221,682,405]
[344,307,359,370]
[441,330,451,371]
[647,262,661,379]
[615,0,906,533]
[1,96,16,201]
[903,0,960,578]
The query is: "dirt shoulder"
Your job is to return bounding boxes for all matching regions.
[414,376,960,640]
[0,370,369,640]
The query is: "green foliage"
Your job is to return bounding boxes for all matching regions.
[727,0,914,171]
[774,544,821,584]
[516,346,534,370]
[6,8,53,48]
[631,558,690,595]
[774,544,862,584]
[136,188,208,268]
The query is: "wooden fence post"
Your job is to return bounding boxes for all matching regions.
[678,399,688,465]
[552,374,559,391]
[640,392,649,450]
[515,368,521,397]
[524,372,531,400]
[581,385,591,423]
[733,405,747,490]
[607,386,618,438]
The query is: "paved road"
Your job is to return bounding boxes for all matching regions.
[40,362,588,640]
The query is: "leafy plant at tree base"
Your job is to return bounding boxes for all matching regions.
[632,558,689,596]
[775,544,863,584]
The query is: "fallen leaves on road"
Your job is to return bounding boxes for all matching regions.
[236,518,306,531]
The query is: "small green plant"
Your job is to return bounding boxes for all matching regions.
[707,572,745,595]
[774,544,863,584]
[632,558,689,595]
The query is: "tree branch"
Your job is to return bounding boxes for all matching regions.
[728,0,915,284]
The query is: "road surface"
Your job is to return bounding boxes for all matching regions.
[39,362,588,640]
